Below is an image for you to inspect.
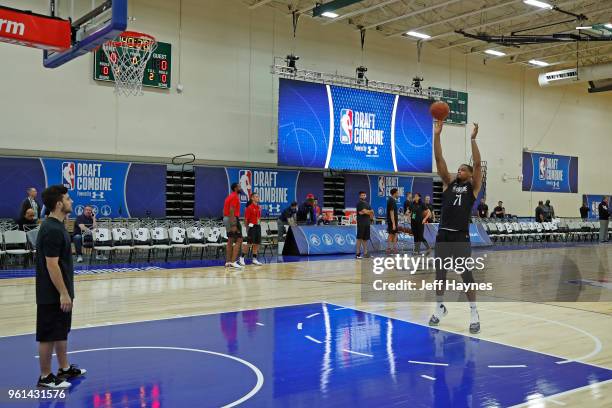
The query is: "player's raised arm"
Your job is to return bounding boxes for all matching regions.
[470,123,483,196]
[433,120,452,187]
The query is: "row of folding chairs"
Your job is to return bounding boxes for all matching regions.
[86,221,279,264]
[0,228,38,268]
[482,220,604,243]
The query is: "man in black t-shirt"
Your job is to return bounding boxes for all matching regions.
[535,201,545,223]
[356,191,374,258]
[410,193,432,254]
[579,201,589,220]
[72,205,98,263]
[430,121,483,334]
[386,188,400,253]
[402,192,413,218]
[599,197,609,243]
[424,195,435,223]
[477,198,488,218]
[493,201,505,218]
[35,185,86,389]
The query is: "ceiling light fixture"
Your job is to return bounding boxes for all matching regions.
[406,31,431,40]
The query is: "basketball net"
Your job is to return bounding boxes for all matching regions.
[102,31,157,96]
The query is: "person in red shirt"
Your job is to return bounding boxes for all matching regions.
[245,193,263,265]
[223,183,244,269]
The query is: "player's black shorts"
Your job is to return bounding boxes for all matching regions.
[223,217,243,239]
[386,222,397,235]
[356,223,370,240]
[434,228,474,283]
[36,304,72,342]
[247,224,262,244]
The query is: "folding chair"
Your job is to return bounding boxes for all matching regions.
[91,228,115,264]
[131,227,155,262]
[151,227,173,262]
[111,227,135,262]
[169,226,191,260]
[3,230,32,267]
[186,226,209,259]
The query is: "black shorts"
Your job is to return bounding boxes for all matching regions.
[357,223,370,240]
[224,217,242,239]
[36,304,72,342]
[434,229,474,283]
[387,223,398,234]
[247,224,262,244]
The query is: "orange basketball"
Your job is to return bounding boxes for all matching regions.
[430,101,450,121]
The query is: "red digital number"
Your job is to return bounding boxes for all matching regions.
[102,66,109,76]
[161,60,168,71]
[161,74,167,83]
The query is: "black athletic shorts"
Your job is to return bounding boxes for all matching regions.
[223,217,242,239]
[434,229,474,283]
[357,223,370,240]
[247,224,262,244]
[36,304,72,342]
[386,223,398,234]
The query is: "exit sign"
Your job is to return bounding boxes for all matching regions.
[93,41,172,90]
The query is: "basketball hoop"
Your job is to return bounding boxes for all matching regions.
[102,31,157,96]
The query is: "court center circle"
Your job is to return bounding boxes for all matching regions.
[63,346,264,408]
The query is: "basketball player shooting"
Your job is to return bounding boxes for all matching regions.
[429,120,483,334]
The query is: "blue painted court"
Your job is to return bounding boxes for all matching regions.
[1,303,611,407]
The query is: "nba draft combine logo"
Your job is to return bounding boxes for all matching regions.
[377,176,405,198]
[62,162,75,190]
[238,170,252,202]
[339,109,383,157]
[239,170,289,215]
[538,157,563,189]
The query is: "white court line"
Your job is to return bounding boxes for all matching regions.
[483,308,603,365]
[342,349,373,357]
[548,399,567,406]
[333,307,347,311]
[306,313,320,319]
[328,302,612,371]
[297,322,303,330]
[36,346,264,408]
[508,378,612,408]
[421,375,436,381]
[256,322,264,326]
[0,301,321,339]
[305,335,322,344]
[408,360,449,367]
[488,365,527,368]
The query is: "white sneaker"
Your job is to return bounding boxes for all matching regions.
[252,258,263,265]
[96,254,108,261]
[76,256,83,263]
[238,257,246,266]
[230,262,244,269]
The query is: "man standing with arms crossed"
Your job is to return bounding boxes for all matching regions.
[356,191,374,259]
[36,185,86,389]
[429,121,483,334]
[223,183,245,269]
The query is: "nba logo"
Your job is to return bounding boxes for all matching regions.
[238,170,252,202]
[340,109,353,144]
[538,157,547,180]
[378,176,385,197]
[62,162,75,190]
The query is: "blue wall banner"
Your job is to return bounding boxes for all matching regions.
[283,222,491,255]
[522,152,578,193]
[344,174,433,218]
[0,157,165,219]
[583,194,611,219]
[278,78,433,173]
[194,166,324,218]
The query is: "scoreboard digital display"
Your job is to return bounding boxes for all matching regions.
[430,87,468,125]
[93,41,172,90]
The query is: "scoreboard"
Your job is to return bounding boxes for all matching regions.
[429,87,468,125]
[93,42,172,90]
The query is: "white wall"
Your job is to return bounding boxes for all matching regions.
[0,0,610,216]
